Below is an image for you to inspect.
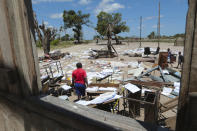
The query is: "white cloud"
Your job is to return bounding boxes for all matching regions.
[50,13,63,19]
[32,0,73,4]
[143,15,164,21]
[32,0,38,4]
[144,16,156,21]
[44,21,49,25]
[48,25,54,29]
[152,25,157,28]
[79,0,92,5]
[152,24,164,28]
[95,0,125,15]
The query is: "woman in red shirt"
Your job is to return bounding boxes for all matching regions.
[72,62,88,100]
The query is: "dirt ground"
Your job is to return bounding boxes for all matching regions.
[37,41,183,57]
[38,41,183,129]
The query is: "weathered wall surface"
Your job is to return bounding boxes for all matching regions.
[0,94,163,131]
[0,97,75,131]
[0,0,41,96]
[176,0,197,130]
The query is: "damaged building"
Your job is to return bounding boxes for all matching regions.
[0,0,197,131]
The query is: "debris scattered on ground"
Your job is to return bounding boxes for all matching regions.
[38,42,183,127]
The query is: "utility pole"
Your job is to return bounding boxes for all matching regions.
[157,1,160,47]
[140,16,142,48]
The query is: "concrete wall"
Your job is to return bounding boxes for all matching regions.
[0,93,165,131]
[0,97,73,131]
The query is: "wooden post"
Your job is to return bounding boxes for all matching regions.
[176,0,197,130]
[144,91,159,124]
[128,85,142,118]
[157,1,160,47]
[0,0,41,96]
[139,16,142,48]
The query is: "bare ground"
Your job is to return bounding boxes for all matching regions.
[38,41,183,128]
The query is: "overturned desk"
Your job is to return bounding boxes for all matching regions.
[76,92,122,112]
[123,83,161,124]
[96,74,112,83]
[86,83,120,100]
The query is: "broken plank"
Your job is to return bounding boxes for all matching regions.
[159,66,169,82]
[137,66,159,79]
[124,80,173,87]
[160,97,179,113]
[149,75,164,82]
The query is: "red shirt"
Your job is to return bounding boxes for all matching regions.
[72,68,87,85]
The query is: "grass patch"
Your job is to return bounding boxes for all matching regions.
[83,40,94,44]
[37,40,93,51]
[123,39,176,43]
[50,41,75,50]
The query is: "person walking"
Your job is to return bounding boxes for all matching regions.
[72,62,88,100]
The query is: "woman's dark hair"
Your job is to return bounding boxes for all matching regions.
[76,62,82,68]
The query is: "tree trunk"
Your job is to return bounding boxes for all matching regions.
[42,37,50,55]
[77,29,81,44]
[77,36,80,44]
[114,34,120,44]
[107,37,112,56]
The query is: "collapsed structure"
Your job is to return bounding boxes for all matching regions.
[38,44,182,130]
[0,0,197,131]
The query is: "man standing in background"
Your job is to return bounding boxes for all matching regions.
[177,52,184,68]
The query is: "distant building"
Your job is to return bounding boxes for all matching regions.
[174,37,185,46]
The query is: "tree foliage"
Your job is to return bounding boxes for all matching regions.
[50,39,60,46]
[95,12,129,38]
[63,10,90,43]
[61,34,70,41]
[147,31,156,39]
[173,33,185,38]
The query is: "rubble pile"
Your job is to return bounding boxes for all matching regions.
[38,45,183,127]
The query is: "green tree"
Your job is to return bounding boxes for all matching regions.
[34,20,57,54]
[61,34,70,41]
[65,34,70,41]
[173,33,185,38]
[93,35,101,40]
[95,11,129,44]
[63,10,90,43]
[147,31,156,39]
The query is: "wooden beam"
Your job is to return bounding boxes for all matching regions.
[124,97,155,105]
[157,1,160,47]
[160,97,179,113]
[139,16,142,48]
[0,0,41,96]
[124,80,173,87]
[176,0,197,130]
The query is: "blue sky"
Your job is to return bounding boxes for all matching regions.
[32,0,188,40]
